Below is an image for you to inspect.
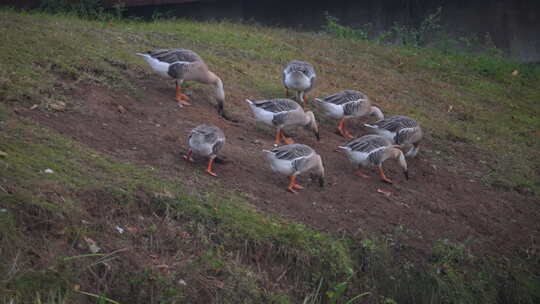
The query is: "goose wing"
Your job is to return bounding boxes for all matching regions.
[191,124,224,143]
[373,115,416,132]
[167,61,191,79]
[346,135,391,153]
[325,90,369,116]
[147,48,203,64]
[251,99,300,113]
[323,90,367,105]
[271,144,314,161]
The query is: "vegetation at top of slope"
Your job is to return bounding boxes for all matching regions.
[0,8,539,303]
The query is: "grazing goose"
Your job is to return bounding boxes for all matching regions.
[313,90,384,138]
[338,135,408,184]
[136,49,226,116]
[364,115,423,158]
[246,98,320,145]
[263,144,325,193]
[184,124,225,177]
[283,61,316,108]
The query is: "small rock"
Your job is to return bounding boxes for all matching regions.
[44,168,54,174]
[0,208,7,213]
[377,188,392,196]
[84,237,101,253]
[252,139,261,145]
[30,104,39,110]
[178,279,187,286]
[237,136,245,141]
[0,151,7,157]
[48,100,66,111]
[117,105,126,113]
[116,225,124,234]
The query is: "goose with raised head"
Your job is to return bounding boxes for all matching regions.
[313,90,384,138]
[246,98,320,145]
[136,48,226,116]
[263,144,325,193]
[364,115,423,158]
[338,134,408,184]
[283,60,316,109]
[184,124,225,177]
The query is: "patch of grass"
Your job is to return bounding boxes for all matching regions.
[350,234,540,304]
[0,114,351,302]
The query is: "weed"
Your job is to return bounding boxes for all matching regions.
[324,13,368,41]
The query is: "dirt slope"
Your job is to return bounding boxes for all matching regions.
[19,76,540,256]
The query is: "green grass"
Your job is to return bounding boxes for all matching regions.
[0,7,539,303]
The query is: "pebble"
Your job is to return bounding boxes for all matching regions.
[44,168,54,174]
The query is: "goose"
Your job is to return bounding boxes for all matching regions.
[246,98,320,145]
[263,144,325,193]
[136,49,226,116]
[183,124,225,177]
[313,90,384,138]
[338,134,408,184]
[364,115,423,158]
[283,61,316,109]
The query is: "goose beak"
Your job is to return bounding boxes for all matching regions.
[404,170,409,180]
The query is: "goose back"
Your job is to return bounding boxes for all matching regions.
[188,124,225,157]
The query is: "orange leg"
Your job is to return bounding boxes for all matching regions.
[303,94,308,109]
[206,157,217,177]
[280,130,295,145]
[378,167,393,184]
[285,88,289,97]
[275,128,282,145]
[337,117,354,139]
[183,149,194,162]
[175,82,191,106]
[355,167,371,179]
[287,175,303,193]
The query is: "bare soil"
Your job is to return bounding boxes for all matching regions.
[18,77,540,256]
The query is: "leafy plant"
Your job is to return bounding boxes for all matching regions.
[326,268,370,304]
[324,13,368,41]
